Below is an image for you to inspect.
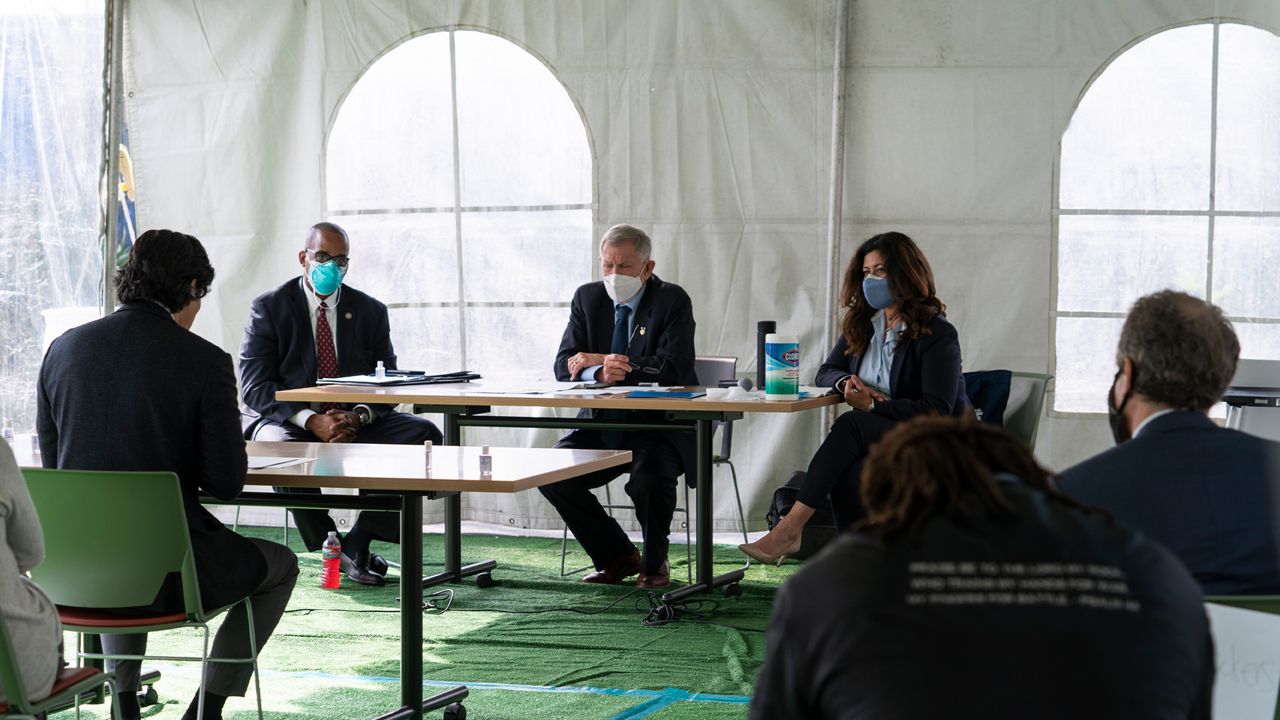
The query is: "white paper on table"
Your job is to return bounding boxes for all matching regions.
[247,456,316,470]
[555,388,628,397]
[1206,602,1280,720]
[463,380,584,394]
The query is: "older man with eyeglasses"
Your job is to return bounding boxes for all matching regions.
[238,222,441,586]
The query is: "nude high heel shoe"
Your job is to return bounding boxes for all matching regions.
[738,534,803,566]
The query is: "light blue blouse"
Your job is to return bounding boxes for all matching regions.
[857,310,901,396]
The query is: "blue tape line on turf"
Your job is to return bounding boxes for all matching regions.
[170,667,753,710]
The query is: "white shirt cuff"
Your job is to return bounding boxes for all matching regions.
[289,409,317,428]
[581,365,603,382]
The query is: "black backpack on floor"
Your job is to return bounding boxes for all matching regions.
[765,471,838,560]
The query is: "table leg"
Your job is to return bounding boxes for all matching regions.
[377,491,469,720]
[421,411,498,589]
[660,418,745,604]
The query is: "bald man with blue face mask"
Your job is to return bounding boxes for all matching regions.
[238,222,443,586]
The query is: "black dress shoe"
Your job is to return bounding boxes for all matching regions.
[369,553,391,577]
[340,551,386,586]
[583,550,643,584]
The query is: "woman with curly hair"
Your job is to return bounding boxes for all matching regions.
[741,231,969,563]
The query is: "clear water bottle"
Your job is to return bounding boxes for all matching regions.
[1,419,13,448]
[479,445,492,479]
[374,360,386,379]
[321,531,342,589]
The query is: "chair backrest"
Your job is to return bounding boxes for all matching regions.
[1005,372,1051,448]
[695,356,738,461]
[22,469,203,618]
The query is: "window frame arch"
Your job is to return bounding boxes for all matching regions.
[319,25,598,372]
[1049,17,1280,417]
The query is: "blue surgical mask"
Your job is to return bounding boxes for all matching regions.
[309,259,345,296]
[862,275,894,310]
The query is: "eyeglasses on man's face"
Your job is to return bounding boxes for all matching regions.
[307,249,351,268]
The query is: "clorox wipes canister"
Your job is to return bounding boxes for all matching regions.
[764,333,800,400]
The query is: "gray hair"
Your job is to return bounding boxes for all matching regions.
[1117,290,1240,411]
[599,224,651,259]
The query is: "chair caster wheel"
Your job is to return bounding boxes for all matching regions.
[443,702,466,719]
[138,684,159,707]
[475,572,496,588]
[721,582,742,599]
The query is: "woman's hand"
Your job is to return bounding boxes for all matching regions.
[843,375,888,411]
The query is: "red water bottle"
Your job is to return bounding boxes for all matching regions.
[321,531,342,589]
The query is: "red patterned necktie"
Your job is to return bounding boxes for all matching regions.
[316,302,341,411]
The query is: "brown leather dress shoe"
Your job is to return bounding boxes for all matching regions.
[636,561,670,589]
[583,550,643,584]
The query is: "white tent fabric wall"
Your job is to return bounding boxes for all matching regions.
[122,0,1280,532]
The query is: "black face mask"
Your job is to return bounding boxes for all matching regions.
[1106,367,1134,445]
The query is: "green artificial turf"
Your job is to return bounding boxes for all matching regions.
[54,528,801,719]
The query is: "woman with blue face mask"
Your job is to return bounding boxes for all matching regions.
[740,231,970,564]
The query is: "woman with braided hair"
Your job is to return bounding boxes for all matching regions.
[750,417,1213,720]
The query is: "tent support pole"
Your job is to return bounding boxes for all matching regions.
[822,0,851,429]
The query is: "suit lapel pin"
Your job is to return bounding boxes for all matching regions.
[344,312,352,320]
[638,327,646,336]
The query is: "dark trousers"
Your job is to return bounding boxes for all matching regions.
[541,430,683,574]
[797,410,899,530]
[105,538,298,696]
[250,412,442,550]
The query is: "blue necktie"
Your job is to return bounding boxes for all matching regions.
[603,304,632,449]
[611,305,632,355]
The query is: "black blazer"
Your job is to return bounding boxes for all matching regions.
[553,275,698,480]
[1060,411,1280,595]
[35,303,265,611]
[814,313,968,419]
[750,482,1213,719]
[239,278,399,436]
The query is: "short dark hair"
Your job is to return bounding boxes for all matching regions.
[114,229,214,313]
[1118,290,1239,411]
[307,222,349,247]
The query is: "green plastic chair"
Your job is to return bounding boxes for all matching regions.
[22,469,263,720]
[0,608,121,720]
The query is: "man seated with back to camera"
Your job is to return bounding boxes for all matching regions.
[239,222,443,586]
[1059,290,1280,595]
[37,229,298,720]
[750,417,1212,720]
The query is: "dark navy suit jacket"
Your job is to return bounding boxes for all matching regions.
[1060,411,1280,595]
[239,278,399,437]
[36,303,266,611]
[553,275,698,481]
[814,312,969,419]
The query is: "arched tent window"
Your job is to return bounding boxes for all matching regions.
[325,30,592,376]
[1053,21,1280,413]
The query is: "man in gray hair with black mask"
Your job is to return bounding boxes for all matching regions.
[1060,289,1280,595]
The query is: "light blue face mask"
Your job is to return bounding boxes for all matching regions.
[862,275,895,310]
[309,259,345,296]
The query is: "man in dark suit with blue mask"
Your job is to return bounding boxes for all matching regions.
[239,222,442,586]
[542,224,697,589]
[1060,290,1280,595]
